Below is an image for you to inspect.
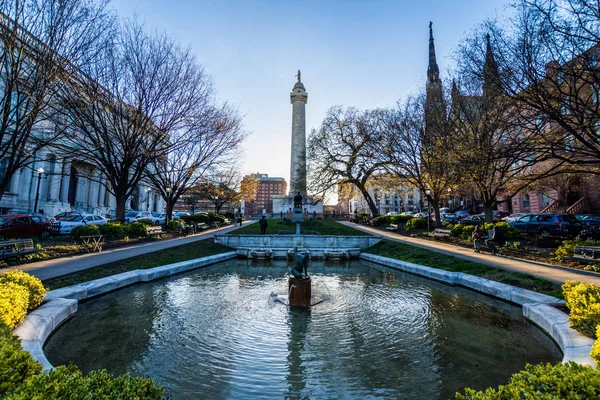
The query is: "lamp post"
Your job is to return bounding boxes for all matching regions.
[165,187,171,224]
[425,189,431,231]
[146,188,151,211]
[33,167,44,214]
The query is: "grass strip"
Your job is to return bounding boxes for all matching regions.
[230,219,370,236]
[364,240,563,299]
[43,239,231,290]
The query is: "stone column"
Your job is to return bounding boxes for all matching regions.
[59,161,71,203]
[289,71,308,196]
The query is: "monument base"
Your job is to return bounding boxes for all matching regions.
[291,207,304,223]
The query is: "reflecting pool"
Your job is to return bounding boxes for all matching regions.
[45,259,561,399]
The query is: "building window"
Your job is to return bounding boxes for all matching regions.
[522,194,530,209]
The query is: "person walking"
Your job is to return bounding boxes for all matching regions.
[259,215,268,234]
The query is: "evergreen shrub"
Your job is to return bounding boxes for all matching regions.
[0,271,46,311]
[389,214,413,224]
[167,220,181,231]
[371,216,388,226]
[5,365,164,400]
[562,280,600,338]
[0,322,42,397]
[208,212,225,223]
[0,283,29,328]
[456,362,600,399]
[405,218,427,231]
[99,223,125,240]
[69,225,100,239]
[127,222,148,238]
[592,325,600,368]
[554,240,596,260]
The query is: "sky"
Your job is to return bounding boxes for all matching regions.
[110,0,512,199]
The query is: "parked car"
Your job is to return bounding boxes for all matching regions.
[437,213,458,224]
[0,214,52,239]
[576,215,600,226]
[124,211,153,224]
[413,213,429,218]
[508,213,584,237]
[173,212,191,219]
[152,212,166,225]
[503,213,529,223]
[454,210,470,220]
[53,211,83,221]
[461,215,485,225]
[58,214,108,235]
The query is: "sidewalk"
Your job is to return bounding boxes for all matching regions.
[1,222,250,281]
[341,222,600,286]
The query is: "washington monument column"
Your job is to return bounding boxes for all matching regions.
[289,70,308,196]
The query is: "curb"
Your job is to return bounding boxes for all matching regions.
[360,253,596,366]
[15,251,237,369]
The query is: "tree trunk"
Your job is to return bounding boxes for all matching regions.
[115,191,127,222]
[357,185,379,217]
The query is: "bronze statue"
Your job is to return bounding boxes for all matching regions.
[291,246,309,279]
[293,192,303,209]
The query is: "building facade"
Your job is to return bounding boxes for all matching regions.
[240,173,287,215]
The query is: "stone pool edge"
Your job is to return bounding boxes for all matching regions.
[14,251,596,369]
[14,251,237,370]
[360,253,596,367]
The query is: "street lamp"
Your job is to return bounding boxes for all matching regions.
[447,187,452,208]
[425,189,431,231]
[146,188,151,211]
[33,167,44,214]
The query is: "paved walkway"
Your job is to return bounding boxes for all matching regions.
[341,222,600,286]
[1,222,251,280]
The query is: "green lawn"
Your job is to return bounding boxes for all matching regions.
[43,239,231,290]
[231,219,371,236]
[365,240,563,298]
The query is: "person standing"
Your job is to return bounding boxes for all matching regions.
[259,215,268,234]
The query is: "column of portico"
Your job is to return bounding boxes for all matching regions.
[59,161,71,203]
[89,170,101,209]
[48,158,61,201]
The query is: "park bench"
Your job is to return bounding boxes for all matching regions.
[210,221,221,228]
[79,235,103,253]
[433,228,452,240]
[146,225,166,238]
[0,239,37,259]
[572,245,600,263]
[197,223,210,231]
[385,224,399,232]
[50,221,61,235]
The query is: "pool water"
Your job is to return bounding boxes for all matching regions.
[44,259,561,399]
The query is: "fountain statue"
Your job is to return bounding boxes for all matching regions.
[288,247,322,307]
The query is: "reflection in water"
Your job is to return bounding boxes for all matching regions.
[44,259,561,399]
[285,308,310,399]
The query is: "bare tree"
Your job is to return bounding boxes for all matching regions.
[58,18,218,221]
[193,167,241,214]
[482,1,600,173]
[0,0,113,200]
[307,106,387,217]
[147,103,245,221]
[378,93,458,226]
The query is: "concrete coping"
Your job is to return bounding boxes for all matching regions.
[360,253,596,366]
[15,251,237,370]
[14,250,596,370]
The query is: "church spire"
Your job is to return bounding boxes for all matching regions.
[427,21,440,84]
[483,33,500,98]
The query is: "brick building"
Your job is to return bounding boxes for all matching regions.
[240,173,287,215]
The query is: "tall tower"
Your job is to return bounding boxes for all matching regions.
[425,22,446,136]
[482,33,501,99]
[289,70,308,196]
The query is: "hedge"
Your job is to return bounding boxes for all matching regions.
[371,216,388,226]
[0,271,46,311]
[405,217,428,231]
[562,280,600,338]
[592,325,600,368]
[69,224,101,239]
[128,222,148,238]
[5,365,164,400]
[0,322,42,397]
[0,283,29,328]
[99,222,125,240]
[554,240,597,260]
[0,322,163,399]
[456,362,600,399]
